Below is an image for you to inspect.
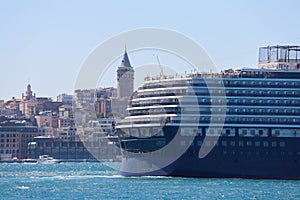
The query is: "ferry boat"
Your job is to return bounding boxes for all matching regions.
[116,45,300,179]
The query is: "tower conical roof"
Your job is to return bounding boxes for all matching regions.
[120,49,132,67]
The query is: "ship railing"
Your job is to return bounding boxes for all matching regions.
[143,71,242,82]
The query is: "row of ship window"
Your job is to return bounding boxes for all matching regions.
[180,140,286,148]
[186,150,300,158]
[217,98,298,105]
[120,126,298,138]
[136,89,300,99]
[191,79,300,88]
[132,97,300,107]
[224,80,300,87]
[185,149,300,157]
[194,108,299,115]
[179,127,294,137]
[221,151,298,156]
[225,80,300,87]
[210,117,299,124]
[141,80,300,90]
[225,89,300,96]
[124,116,300,125]
[225,108,300,115]
[129,107,300,115]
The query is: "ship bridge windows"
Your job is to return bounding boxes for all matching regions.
[131,128,139,137]
[140,128,151,137]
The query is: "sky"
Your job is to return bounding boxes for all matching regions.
[1,0,300,101]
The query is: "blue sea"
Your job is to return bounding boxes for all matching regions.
[0,162,300,200]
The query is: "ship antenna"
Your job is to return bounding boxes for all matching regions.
[156,55,164,77]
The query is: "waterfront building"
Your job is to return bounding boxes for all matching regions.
[0,126,38,160]
[57,93,73,105]
[38,126,57,138]
[96,87,117,99]
[58,117,75,128]
[35,111,59,128]
[19,100,38,116]
[1,98,22,118]
[74,89,95,104]
[27,136,120,161]
[56,127,77,141]
[95,98,112,118]
[97,118,115,136]
[58,104,73,119]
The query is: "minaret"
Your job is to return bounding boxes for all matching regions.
[117,47,134,99]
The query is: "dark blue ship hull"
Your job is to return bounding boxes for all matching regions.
[119,127,300,179]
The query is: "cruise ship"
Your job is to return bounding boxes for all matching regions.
[116,45,300,179]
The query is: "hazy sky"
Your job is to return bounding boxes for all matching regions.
[1,0,300,101]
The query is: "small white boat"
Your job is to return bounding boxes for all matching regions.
[22,158,37,164]
[37,155,60,164]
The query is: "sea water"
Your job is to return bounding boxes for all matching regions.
[0,162,300,200]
